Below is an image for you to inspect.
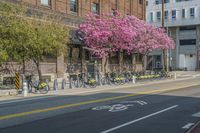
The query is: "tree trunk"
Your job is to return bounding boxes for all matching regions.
[36,62,42,81]
[22,58,25,74]
[33,59,42,81]
[142,54,147,72]
[162,50,166,71]
[104,57,108,74]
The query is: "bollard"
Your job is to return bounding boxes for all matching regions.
[53,79,58,90]
[23,80,28,97]
[77,75,80,88]
[69,76,72,89]
[174,72,177,80]
[61,79,66,90]
[132,76,136,84]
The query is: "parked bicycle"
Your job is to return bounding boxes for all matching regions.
[101,72,125,85]
[71,73,98,88]
[26,75,49,94]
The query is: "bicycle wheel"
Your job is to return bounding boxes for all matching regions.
[38,82,49,94]
[89,81,97,88]
[101,77,106,85]
[113,78,121,85]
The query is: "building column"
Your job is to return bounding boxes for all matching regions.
[196,26,200,70]
[132,54,136,71]
[102,56,109,74]
[81,47,86,74]
[119,51,123,73]
[56,53,65,78]
[143,55,147,71]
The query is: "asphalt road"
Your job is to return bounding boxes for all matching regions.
[0,78,200,133]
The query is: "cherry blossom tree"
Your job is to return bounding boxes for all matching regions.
[78,12,175,58]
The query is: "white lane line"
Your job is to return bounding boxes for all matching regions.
[101,105,179,133]
[0,95,58,105]
[192,112,200,118]
[182,123,194,129]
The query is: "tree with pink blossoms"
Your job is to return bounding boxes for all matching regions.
[78,12,175,71]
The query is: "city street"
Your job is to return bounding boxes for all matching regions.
[0,77,200,133]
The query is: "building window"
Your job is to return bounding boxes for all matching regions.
[182,9,185,18]
[155,0,169,5]
[70,0,78,13]
[139,0,143,4]
[172,10,176,19]
[41,0,51,6]
[176,0,193,2]
[180,39,196,46]
[150,12,153,22]
[112,9,117,16]
[156,11,161,21]
[92,3,99,14]
[190,8,195,17]
[164,10,168,19]
[155,0,160,4]
[180,26,196,31]
[146,1,149,6]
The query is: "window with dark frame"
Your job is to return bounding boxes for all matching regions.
[182,9,185,18]
[70,0,78,13]
[91,2,100,14]
[156,11,161,21]
[164,10,168,19]
[190,8,195,17]
[180,26,196,31]
[180,39,196,46]
[146,1,149,6]
[172,10,176,19]
[40,0,51,6]
[111,0,118,16]
[139,0,143,4]
[150,12,153,22]
[155,0,169,5]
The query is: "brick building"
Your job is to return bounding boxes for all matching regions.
[5,0,146,80]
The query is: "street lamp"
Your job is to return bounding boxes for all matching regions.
[161,0,169,72]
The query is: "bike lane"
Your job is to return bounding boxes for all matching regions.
[1,85,200,133]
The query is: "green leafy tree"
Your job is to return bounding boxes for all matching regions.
[25,18,69,79]
[0,1,69,79]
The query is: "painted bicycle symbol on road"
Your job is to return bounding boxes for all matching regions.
[92,100,147,112]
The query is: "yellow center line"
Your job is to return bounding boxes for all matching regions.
[0,83,199,121]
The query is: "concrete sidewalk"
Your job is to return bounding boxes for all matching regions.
[0,73,199,102]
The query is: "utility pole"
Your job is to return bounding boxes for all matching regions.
[161,0,168,72]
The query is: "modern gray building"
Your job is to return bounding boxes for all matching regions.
[146,0,200,71]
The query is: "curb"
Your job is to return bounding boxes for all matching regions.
[186,121,200,133]
[0,90,18,97]
[0,76,198,99]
